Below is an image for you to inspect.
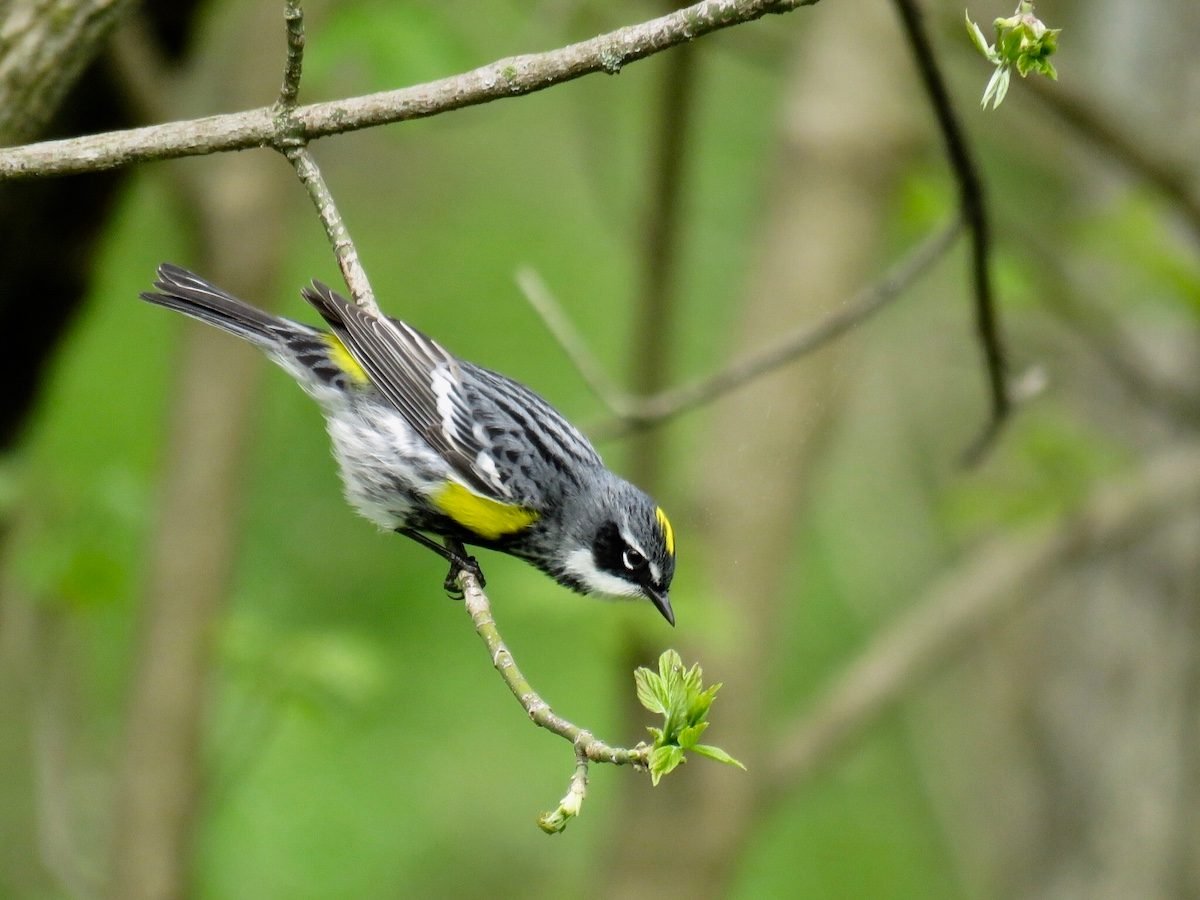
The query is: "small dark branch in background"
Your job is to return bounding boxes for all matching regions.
[0,0,821,180]
[891,0,1009,462]
[517,219,960,440]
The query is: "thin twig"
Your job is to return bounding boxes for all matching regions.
[890,0,1008,463]
[270,2,377,310]
[284,146,378,310]
[0,0,820,181]
[459,571,647,826]
[268,4,644,829]
[277,0,305,109]
[516,266,631,414]
[460,573,646,766]
[520,218,961,440]
[766,441,1200,793]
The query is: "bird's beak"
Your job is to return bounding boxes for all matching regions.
[645,586,675,627]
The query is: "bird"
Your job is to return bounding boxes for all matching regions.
[140,264,676,625]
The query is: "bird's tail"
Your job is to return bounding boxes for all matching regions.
[140,263,286,347]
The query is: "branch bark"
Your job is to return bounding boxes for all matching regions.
[459,571,648,832]
[0,0,819,180]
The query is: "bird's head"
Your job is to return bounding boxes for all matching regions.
[552,475,676,625]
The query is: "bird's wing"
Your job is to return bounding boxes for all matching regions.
[301,281,507,501]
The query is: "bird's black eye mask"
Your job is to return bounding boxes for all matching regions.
[593,521,653,582]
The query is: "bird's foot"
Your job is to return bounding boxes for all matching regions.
[396,528,486,599]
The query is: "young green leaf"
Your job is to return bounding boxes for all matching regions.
[687,683,720,725]
[677,721,709,750]
[966,2,1060,109]
[635,667,666,715]
[965,13,995,60]
[633,650,743,786]
[693,744,747,771]
[649,744,686,785]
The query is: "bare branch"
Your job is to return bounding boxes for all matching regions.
[267,2,376,310]
[567,217,961,439]
[516,266,631,414]
[458,571,647,829]
[285,146,378,310]
[277,0,305,109]
[767,441,1200,793]
[0,0,820,181]
[460,572,645,766]
[890,0,1009,463]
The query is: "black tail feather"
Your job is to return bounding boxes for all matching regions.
[140,263,283,344]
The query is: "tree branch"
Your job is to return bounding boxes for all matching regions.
[269,2,378,310]
[277,0,305,109]
[519,218,962,439]
[516,266,631,414]
[459,572,648,831]
[0,0,819,180]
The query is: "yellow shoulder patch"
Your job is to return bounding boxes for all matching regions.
[323,333,369,385]
[656,506,675,556]
[434,482,539,541]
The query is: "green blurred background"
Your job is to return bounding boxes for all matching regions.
[2,1,1198,898]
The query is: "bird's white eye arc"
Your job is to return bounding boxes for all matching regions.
[622,548,646,571]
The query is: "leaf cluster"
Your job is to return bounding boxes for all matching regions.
[634,650,744,785]
[966,2,1061,109]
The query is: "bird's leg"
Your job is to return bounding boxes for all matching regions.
[396,528,487,597]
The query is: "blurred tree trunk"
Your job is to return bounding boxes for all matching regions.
[0,0,134,143]
[105,6,290,898]
[0,0,203,449]
[0,0,134,449]
[603,5,923,896]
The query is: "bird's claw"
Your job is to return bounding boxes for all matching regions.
[443,556,485,600]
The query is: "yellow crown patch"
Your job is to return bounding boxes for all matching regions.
[655,506,675,556]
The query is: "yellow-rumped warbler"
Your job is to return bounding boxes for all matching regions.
[141,265,676,624]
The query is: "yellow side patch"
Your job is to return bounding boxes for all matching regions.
[656,507,675,556]
[434,482,539,541]
[323,333,369,385]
